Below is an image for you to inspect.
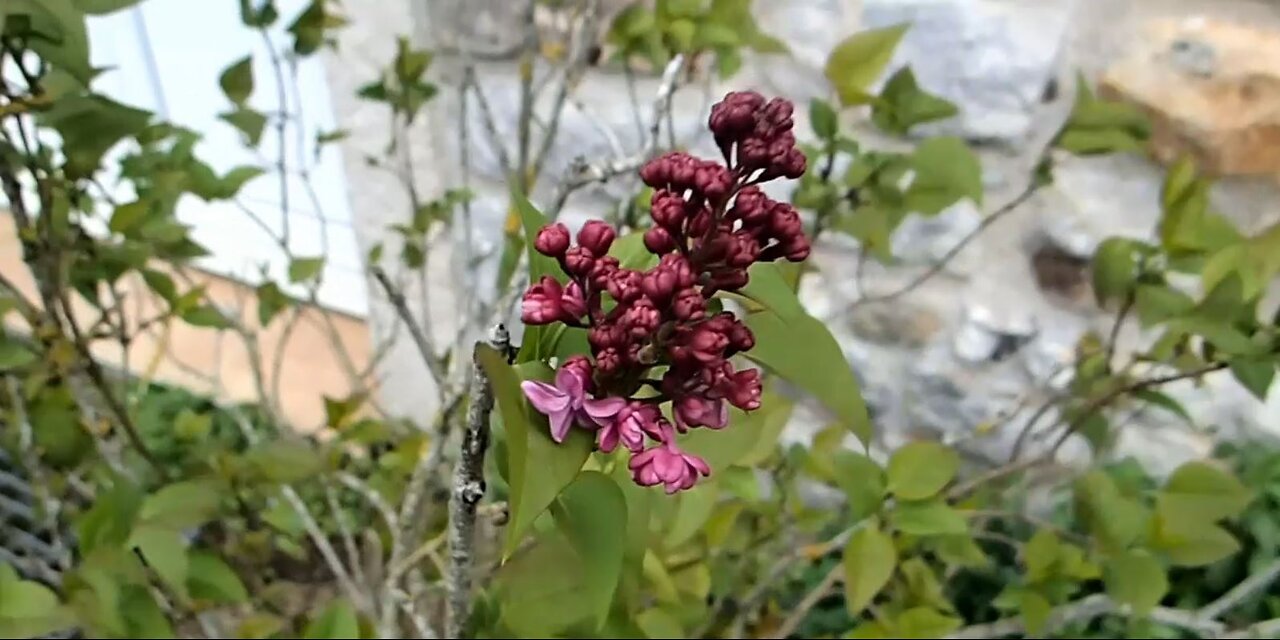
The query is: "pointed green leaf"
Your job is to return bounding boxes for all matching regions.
[219,55,255,105]
[871,67,957,134]
[824,24,909,106]
[665,482,720,548]
[219,107,267,146]
[887,441,957,501]
[129,526,189,599]
[810,98,838,140]
[735,262,806,319]
[1104,550,1167,616]
[478,347,591,558]
[304,599,360,639]
[843,524,897,615]
[744,310,872,445]
[905,136,983,214]
[1230,357,1275,401]
[1020,591,1052,637]
[140,478,223,529]
[554,471,627,629]
[895,607,961,639]
[288,257,325,283]
[892,499,967,536]
[186,550,248,603]
[831,451,885,521]
[1092,238,1138,306]
[0,339,36,371]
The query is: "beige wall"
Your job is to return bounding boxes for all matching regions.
[1,214,373,433]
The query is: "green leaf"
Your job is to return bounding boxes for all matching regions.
[892,499,967,536]
[871,67,958,135]
[931,534,989,568]
[734,262,807,319]
[1134,284,1194,327]
[1020,591,1052,637]
[256,281,291,326]
[219,107,267,146]
[0,563,70,639]
[1074,470,1148,552]
[304,599,360,639]
[1230,357,1276,401]
[513,189,563,364]
[16,0,95,85]
[843,524,897,615]
[0,339,36,371]
[129,526,189,599]
[287,0,343,57]
[744,311,872,445]
[494,535,594,636]
[1131,389,1192,424]
[219,55,254,105]
[71,0,144,14]
[1157,461,1252,523]
[40,94,151,177]
[895,607,962,639]
[886,441,958,501]
[831,451,886,521]
[478,347,591,558]
[665,482,720,548]
[140,478,223,529]
[810,98,838,140]
[76,480,143,554]
[1024,529,1060,583]
[905,137,983,214]
[825,24,910,107]
[1092,238,1138,306]
[216,166,264,199]
[1104,550,1167,616]
[288,257,325,283]
[554,471,627,629]
[636,608,684,639]
[186,551,247,603]
[120,584,175,638]
[244,438,326,483]
[181,304,230,329]
[1154,520,1241,567]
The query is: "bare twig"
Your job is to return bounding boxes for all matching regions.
[771,562,842,639]
[529,0,601,182]
[546,54,686,219]
[371,265,447,390]
[445,324,509,638]
[853,180,1041,309]
[1199,558,1280,621]
[515,0,538,189]
[462,66,514,177]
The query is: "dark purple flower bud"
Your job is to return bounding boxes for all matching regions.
[577,220,617,256]
[607,268,643,303]
[672,287,706,321]
[596,347,622,375]
[768,202,804,240]
[641,266,678,302]
[739,137,771,169]
[783,235,811,262]
[762,97,795,130]
[669,153,698,189]
[622,297,662,338]
[675,394,729,430]
[687,325,729,363]
[534,222,571,257]
[730,186,771,226]
[659,254,697,288]
[650,190,688,229]
[722,368,763,411]
[644,226,677,254]
[560,280,588,319]
[640,154,672,188]
[589,255,620,289]
[698,233,732,264]
[707,268,749,293]
[725,233,761,268]
[589,323,624,350]
[709,91,761,144]
[564,246,596,277]
[780,147,807,180]
[727,320,755,352]
[521,276,563,325]
[694,162,733,202]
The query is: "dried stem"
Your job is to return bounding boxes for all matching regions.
[445,324,509,638]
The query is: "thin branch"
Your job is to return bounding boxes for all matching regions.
[514,0,538,189]
[280,485,372,611]
[1199,558,1280,621]
[529,0,601,182]
[445,324,509,639]
[462,66,514,179]
[371,265,447,390]
[771,561,842,639]
[546,54,686,219]
[853,181,1041,308]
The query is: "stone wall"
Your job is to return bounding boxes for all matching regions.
[328,0,1280,476]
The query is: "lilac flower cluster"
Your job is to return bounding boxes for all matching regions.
[520,91,810,494]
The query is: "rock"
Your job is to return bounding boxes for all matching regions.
[1099,17,1280,179]
[848,301,945,348]
[754,0,860,103]
[890,200,982,267]
[952,303,1038,364]
[862,0,1074,142]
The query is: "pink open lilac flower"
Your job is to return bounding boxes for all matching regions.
[674,395,728,431]
[521,367,625,443]
[629,423,711,494]
[597,402,662,454]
